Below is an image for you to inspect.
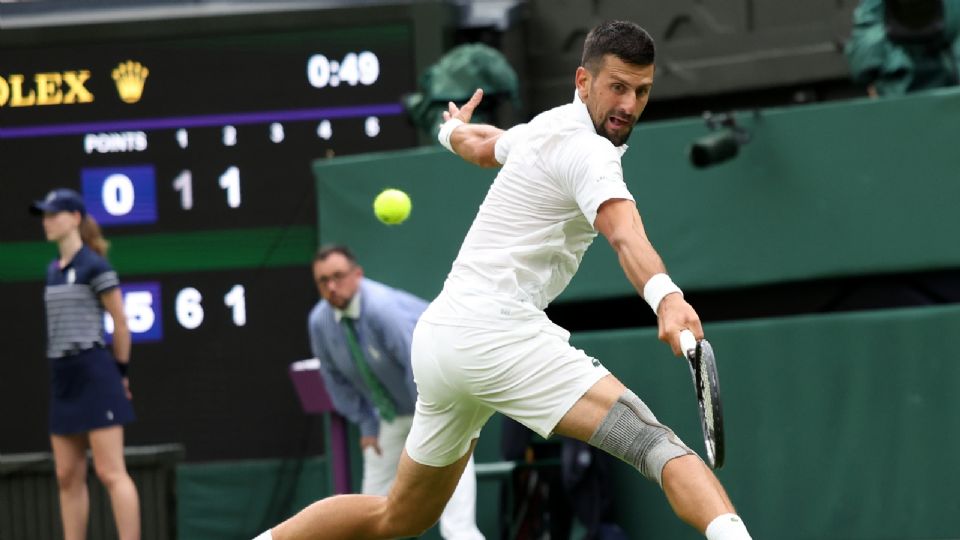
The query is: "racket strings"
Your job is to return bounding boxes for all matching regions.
[699,359,715,431]
[691,339,723,469]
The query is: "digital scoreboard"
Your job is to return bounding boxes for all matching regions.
[3,21,419,339]
[0,5,447,460]
[1,23,418,238]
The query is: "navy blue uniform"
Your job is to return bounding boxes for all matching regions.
[45,246,134,435]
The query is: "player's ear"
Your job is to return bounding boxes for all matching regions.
[575,66,591,100]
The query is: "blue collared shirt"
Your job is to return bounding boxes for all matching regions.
[307,278,427,437]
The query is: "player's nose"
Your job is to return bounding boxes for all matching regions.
[621,92,638,112]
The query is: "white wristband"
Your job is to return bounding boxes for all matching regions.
[438,118,464,153]
[643,273,683,315]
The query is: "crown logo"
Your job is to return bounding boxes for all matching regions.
[112,60,149,104]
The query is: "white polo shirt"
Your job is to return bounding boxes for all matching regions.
[422,93,636,329]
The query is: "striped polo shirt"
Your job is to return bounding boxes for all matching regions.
[44,246,120,358]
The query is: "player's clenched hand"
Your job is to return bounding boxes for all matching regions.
[657,293,703,357]
[443,88,484,124]
[360,435,382,456]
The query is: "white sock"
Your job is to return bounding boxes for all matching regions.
[705,513,751,540]
[252,531,273,540]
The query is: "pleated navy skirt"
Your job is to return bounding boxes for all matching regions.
[49,346,135,435]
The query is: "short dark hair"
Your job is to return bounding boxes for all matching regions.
[581,20,656,74]
[314,244,357,265]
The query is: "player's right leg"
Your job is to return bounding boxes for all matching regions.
[468,319,750,539]
[551,374,738,533]
[51,433,90,540]
[268,441,476,540]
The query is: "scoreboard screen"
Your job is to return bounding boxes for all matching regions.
[1,23,417,238]
[0,6,441,460]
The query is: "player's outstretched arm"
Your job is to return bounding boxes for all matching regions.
[595,198,703,355]
[439,88,504,168]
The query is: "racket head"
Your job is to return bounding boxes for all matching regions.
[688,338,725,469]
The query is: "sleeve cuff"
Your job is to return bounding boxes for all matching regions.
[359,417,380,438]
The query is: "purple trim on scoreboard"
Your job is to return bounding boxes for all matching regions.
[0,102,405,139]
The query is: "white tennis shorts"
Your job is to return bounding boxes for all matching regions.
[405,317,610,467]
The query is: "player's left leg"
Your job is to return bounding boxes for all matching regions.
[269,441,477,540]
[89,425,141,540]
[261,317,492,540]
[359,414,483,539]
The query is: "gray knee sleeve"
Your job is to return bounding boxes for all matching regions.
[587,389,694,486]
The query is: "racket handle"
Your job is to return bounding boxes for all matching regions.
[679,329,697,356]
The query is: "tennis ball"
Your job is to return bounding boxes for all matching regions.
[373,188,411,225]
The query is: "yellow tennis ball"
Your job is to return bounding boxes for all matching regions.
[373,188,411,225]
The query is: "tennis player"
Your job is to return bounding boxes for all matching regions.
[258,20,751,540]
[31,188,140,540]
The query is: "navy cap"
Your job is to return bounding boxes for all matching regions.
[29,188,86,216]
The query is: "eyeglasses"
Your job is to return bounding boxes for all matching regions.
[316,267,357,287]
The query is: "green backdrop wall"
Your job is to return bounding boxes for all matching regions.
[570,304,960,540]
[313,88,960,300]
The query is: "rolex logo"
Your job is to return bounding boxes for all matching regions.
[112,60,149,104]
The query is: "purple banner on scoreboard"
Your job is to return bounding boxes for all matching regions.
[82,165,158,226]
[104,281,163,343]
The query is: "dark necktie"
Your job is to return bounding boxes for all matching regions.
[341,317,396,422]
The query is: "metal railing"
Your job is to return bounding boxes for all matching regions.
[0,444,184,540]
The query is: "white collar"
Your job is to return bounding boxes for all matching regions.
[571,91,629,157]
[333,288,362,323]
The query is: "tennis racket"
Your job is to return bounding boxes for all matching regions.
[679,329,725,469]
